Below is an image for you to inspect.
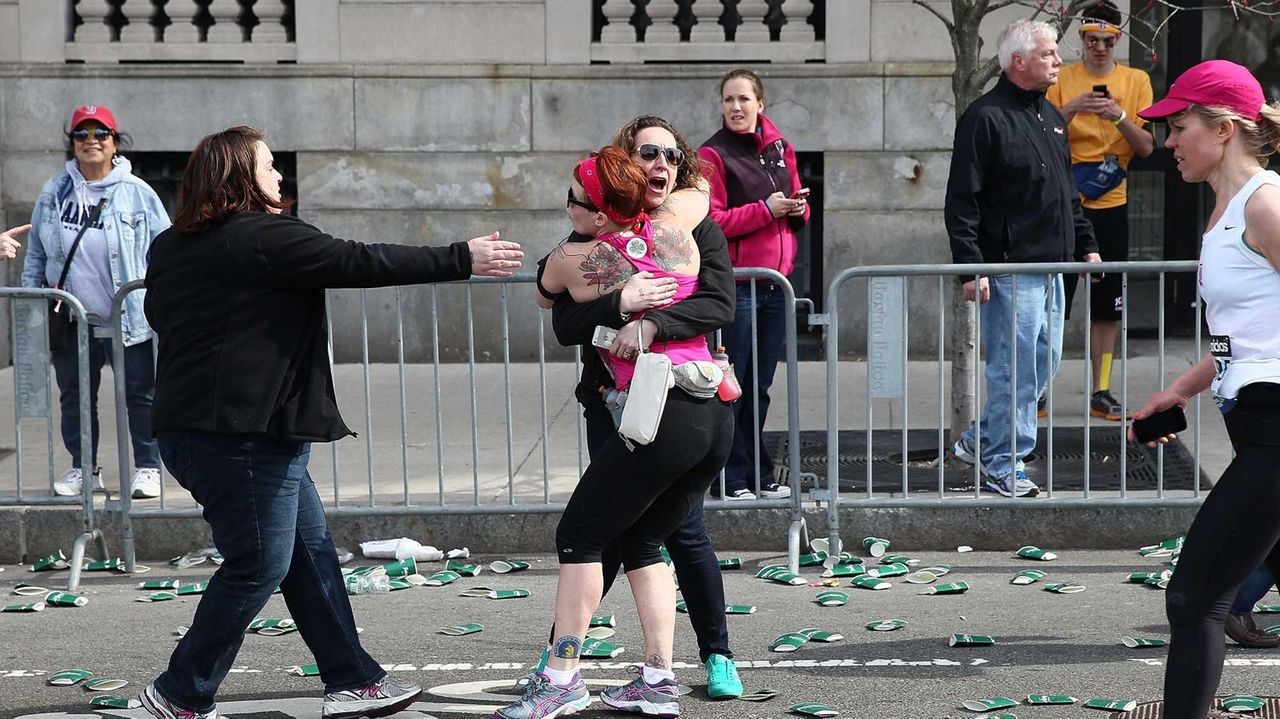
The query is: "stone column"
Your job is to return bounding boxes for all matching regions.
[777,0,811,44]
[76,0,114,43]
[645,0,680,43]
[690,0,724,44]
[119,0,158,44]
[735,0,770,43]
[205,0,244,43]
[17,0,68,62]
[164,0,202,43]
[600,0,636,44]
[252,0,289,43]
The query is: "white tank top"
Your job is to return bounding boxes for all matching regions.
[1199,169,1280,409]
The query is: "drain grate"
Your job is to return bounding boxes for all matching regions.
[1117,697,1280,718]
[764,427,1209,493]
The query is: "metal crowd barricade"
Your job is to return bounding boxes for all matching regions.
[4,287,109,591]
[112,272,806,573]
[816,260,1203,553]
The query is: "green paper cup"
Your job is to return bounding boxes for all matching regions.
[43,591,88,607]
[1121,636,1167,648]
[920,564,952,577]
[488,589,530,599]
[865,619,907,631]
[921,581,970,595]
[762,570,807,586]
[83,558,125,572]
[439,623,484,636]
[1254,604,1280,613]
[3,602,44,612]
[176,582,209,596]
[850,576,890,591]
[740,689,780,702]
[135,592,177,603]
[425,570,461,586]
[1145,575,1171,590]
[13,584,49,596]
[725,604,756,614]
[903,571,938,584]
[788,702,839,717]
[771,632,809,652]
[489,559,529,574]
[1012,570,1046,585]
[458,586,494,597]
[1043,582,1086,594]
[445,560,481,577]
[138,580,179,590]
[822,563,865,579]
[675,600,688,613]
[90,696,140,708]
[46,669,93,686]
[961,697,1017,711]
[798,628,843,642]
[382,557,417,578]
[586,626,616,639]
[1139,536,1183,557]
[717,557,742,570]
[30,551,68,572]
[1026,694,1076,704]
[879,554,918,566]
[809,537,842,555]
[949,633,994,646]
[862,537,890,557]
[1127,571,1163,583]
[1016,545,1057,561]
[1223,695,1265,712]
[388,579,414,591]
[798,551,829,567]
[581,637,623,658]
[83,678,128,692]
[815,591,848,607]
[867,563,908,578]
[290,663,320,676]
[590,614,616,628]
[1083,698,1136,711]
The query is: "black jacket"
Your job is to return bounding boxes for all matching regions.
[551,216,735,407]
[145,212,472,442]
[945,74,1097,269]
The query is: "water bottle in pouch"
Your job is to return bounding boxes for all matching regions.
[712,346,741,402]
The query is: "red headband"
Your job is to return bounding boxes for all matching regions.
[576,156,647,231]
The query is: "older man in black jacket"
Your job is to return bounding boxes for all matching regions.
[945,19,1100,498]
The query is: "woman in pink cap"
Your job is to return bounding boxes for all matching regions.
[1132,59,1280,718]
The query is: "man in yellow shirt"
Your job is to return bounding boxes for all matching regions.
[1047,0,1153,421]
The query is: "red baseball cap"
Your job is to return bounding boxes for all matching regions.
[69,104,118,132]
[1139,59,1265,122]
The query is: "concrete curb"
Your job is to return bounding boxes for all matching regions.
[0,504,1201,563]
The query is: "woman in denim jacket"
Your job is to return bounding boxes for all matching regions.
[20,104,170,500]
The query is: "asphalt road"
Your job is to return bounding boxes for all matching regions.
[2,550,1277,719]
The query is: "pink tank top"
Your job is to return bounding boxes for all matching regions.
[597,221,712,390]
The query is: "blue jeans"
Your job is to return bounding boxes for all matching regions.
[722,281,788,493]
[961,274,1064,481]
[1231,567,1275,615]
[153,431,383,713]
[584,403,732,661]
[51,335,159,469]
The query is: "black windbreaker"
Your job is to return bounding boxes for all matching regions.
[945,74,1097,269]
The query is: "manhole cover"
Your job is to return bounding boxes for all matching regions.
[1118,697,1280,718]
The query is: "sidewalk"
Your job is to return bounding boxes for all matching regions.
[0,337,1225,560]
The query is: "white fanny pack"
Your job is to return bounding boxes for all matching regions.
[618,351,673,449]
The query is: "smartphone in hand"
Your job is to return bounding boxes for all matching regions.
[1132,405,1187,444]
[1092,83,1109,97]
[791,188,811,200]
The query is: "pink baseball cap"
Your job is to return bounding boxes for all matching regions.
[1139,59,1265,121]
[69,104,118,132]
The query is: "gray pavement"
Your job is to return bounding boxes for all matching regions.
[1,550,1276,719]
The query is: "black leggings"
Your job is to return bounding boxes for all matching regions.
[1163,383,1280,719]
[556,391,733,571]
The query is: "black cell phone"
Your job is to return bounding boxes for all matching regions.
[1093,83,1109,96]
[1132,406,1187,443]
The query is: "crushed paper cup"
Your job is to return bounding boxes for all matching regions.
[136,592,177,603]
[725,604,756,614]
[740,689,780,702]
[815,591,848,607]
[798,628,843,643]
[487,589,530,600]
[46,669,93,686]
[821,563,865,579]
[388,578,414,591]
[798,551,829,567]
[3,602,45,612]
[1139,536,1183,557]
[83,558,126,572]
[289,663,320,677]
[490,560,530,574]
[438,623,484,636]
[957,545,973,553]
[903,571,938,584]
[1128,571,1169,583]
[879,554,919,566]
[1145,575,1170,590]
[809,537,842,555]
[174,626,188,637]
[1016,545,1057,561]
[139,580,179,591]
[590,614,616,628]
[586,626,616,640]
[919,564,952,577]
[788,702,839,717]
[1026,694,1076,704]
[771,632,809,652]
[1121,636,1167,648]
[1012,569,1047,585]
[13,584,49,596]
[1223,695,1265,712]
[1083,698,1137,711]
[176,582,208,596]
[83,678,128,692]
[30,551,68,572]
[425,570,462,587]
[1256,604,1280,613]
[920,581,969,595]
[756,565,807,586]
[717,557,742,570]
[866,619,907,631]
[249,618,296,635]
[382,557,418,578]
[961,696,1017,712]
[1043,582,1086,594]
[862,537,890,557]
[447,547,470,559]
[581,637,623,658]
[850,576,890,591]
[90,696,141,708]
[43,591,88,607]
[445,560,481,577]
[949,633,994,646]
[675,600,688,614]
[867,563,908,579]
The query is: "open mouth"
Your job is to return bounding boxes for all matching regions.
[648,176,668,192]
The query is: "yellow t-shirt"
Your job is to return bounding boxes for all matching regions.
[1047,62,1153,209]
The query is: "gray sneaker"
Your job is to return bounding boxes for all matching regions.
[322,677,422,718]
[495,671,591,719]
[139,683,220,719]
[600,666,680,717]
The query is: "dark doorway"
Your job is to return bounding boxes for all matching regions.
[792,150,823,359]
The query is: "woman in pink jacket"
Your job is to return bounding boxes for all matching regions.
[698,68,810,500]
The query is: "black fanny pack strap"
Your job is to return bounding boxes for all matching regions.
[52,197,107,312]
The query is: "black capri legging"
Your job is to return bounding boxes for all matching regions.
[556,390,733,571]
[1162,382,1280,719]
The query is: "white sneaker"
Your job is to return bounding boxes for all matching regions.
[723,488,756,500]
[132,467,162,499]
[758,482,791,499]
[53,467,103,497]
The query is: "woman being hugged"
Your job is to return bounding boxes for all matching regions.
[698,69,809,500]
[137,126,519,719]
[1131,60,1280,718]
[21,104,170,500]
[498,146,733,719]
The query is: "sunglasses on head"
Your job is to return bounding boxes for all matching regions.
[566,187,598,212]
[71,128,114,142]
[632,144,685,167]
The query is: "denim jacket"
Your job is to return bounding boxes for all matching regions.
[22,159,170,346]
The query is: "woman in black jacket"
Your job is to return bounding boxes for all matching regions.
[136,126,521,719]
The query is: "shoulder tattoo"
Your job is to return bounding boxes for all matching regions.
[651,223,693,272]
[579,242,635,295]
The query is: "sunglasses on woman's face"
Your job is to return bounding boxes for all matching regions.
[566,187,598,212]
[632,144,685,167]
[71,128,114,142]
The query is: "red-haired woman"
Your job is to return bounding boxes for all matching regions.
[497,147,733,719]
[137,126,521,719]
